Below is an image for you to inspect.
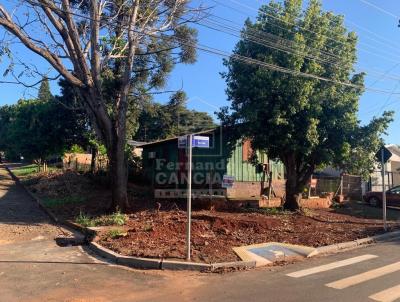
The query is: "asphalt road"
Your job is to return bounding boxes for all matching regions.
[2,165,400,302]
[189,239,400,302]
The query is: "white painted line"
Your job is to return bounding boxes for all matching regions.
[326,262,400,290]
[286,254,378,278]
[369,284,400,302]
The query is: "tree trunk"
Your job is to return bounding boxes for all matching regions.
[90,146,97,174]
[283,153,316,211]
[108,135,129,212]
[285,166,302,210]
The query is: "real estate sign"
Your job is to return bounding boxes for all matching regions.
[222,175,235,188]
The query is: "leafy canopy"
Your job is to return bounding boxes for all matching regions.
[220,0,393,205]
[135,91,216,142]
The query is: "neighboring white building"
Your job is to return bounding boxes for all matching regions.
[370,145,400,192]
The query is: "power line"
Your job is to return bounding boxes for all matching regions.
[212,0,400,64]
[193,10,400,84]
[368,63,400,88]
[3,1,400,96]
[200,8,342,62]
[199,16,400,82]
[357,0,400,20]
[345,19,400,51]
[197,19,343,68]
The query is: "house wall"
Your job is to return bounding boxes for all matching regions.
[141,129,285,199]
[370,160,400,192]
[392,161,400,187]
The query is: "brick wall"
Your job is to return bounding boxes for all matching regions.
[226,179,286,200]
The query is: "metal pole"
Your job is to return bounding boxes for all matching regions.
[381,148,387,232]
[186,134,193,260]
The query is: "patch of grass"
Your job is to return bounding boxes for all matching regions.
[75,210,127,227]
[13,164,38,177]
[107,229,126,239]
[42,196,86,208]
[95,210,127,226]
[75,211,96,227]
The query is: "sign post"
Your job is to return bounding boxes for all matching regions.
[186,134,193,260]
[381,148,387,231]
[376,146,392,232]
[183,134,209,261]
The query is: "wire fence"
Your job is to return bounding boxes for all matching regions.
[63,153,108,173]
[311,174,362,201]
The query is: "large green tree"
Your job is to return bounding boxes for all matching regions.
[4,99,67,163]
[38,78,52,103]
[134,91,216,141]
[220,0,393,210]
[0,78,90,163]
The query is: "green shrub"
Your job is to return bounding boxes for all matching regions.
[107,229,126,239]
[108,210,127,226]
[94,210,127,226]
[68,144,85,154]
[75,211,95,227]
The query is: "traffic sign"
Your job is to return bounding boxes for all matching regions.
[178,135,210,149]
[192,136,209,148]
[375,146,392,164]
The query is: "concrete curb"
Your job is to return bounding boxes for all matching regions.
[310,230,400,257]
[88,241,255,271]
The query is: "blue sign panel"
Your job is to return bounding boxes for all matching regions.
[192,136,209,148]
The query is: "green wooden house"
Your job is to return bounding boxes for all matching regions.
[140,127,285,200]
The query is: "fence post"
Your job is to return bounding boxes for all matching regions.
[340,174,344,197]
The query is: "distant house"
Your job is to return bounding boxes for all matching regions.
[370,144,400,191]
[140,127,285,201]
[127,140,145,157]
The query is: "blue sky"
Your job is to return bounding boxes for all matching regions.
[1,0,400,143]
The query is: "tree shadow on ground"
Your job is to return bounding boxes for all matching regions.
[332,200,400,222]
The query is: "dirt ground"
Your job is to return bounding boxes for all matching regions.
[97,208,399,263]
[18,169,400,264]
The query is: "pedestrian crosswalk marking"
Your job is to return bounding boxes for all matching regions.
[286,254,378,278]
[369,284,400,302]
[326,261,400,289]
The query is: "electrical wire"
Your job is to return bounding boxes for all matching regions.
[212,0,400,64]
[357,0,400,20]
[2,0,400,96]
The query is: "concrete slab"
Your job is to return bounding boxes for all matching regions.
[233,242,317,266]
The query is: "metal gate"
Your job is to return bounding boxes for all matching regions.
[342,174,362,201]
